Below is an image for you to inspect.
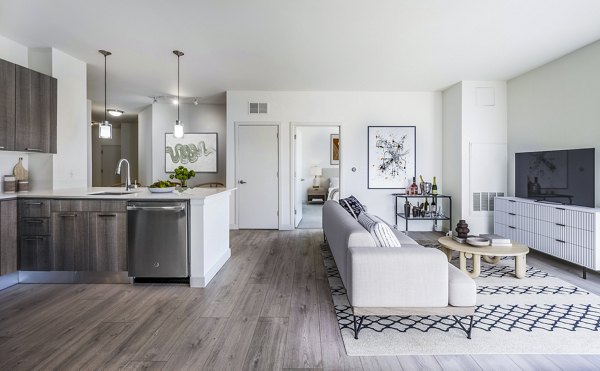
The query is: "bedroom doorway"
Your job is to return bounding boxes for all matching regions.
[292,124,341,229]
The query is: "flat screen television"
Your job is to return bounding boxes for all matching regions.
[515,148,595,207]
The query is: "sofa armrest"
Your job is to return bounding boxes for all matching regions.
[347,247,449,308]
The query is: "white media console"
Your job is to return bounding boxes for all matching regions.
[494,197,600,278]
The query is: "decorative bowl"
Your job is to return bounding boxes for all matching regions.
[466,237,490,247]
[148,186,176,193]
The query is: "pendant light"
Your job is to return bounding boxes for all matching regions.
[173,50,185,138]
[98,50,112,139]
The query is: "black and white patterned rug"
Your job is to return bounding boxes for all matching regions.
[321,241,600,355]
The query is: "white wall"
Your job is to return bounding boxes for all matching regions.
[297,126,339,201]
[0,35,29,190]
[227,91,443,230]
[149,103,226,186]
[441,81,508,234]
[442,83,463,225]
[49,48,88,189]
[508,39,600,207]
[87,99,92,186]
[0,34,27,65]
[138,105,153,186]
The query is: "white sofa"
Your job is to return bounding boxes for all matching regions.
[322,200,477,339]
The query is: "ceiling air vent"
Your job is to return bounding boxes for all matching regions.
[249,102,268,114]
[473,192,505,212]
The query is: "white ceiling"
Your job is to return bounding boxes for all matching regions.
[2,0,600,118]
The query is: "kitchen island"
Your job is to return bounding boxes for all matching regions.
[0,187,234,289]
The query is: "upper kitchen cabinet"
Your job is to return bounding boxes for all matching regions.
[15,65,57,153]
[0,59,16,151]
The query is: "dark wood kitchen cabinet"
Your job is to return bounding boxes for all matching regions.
[15,66,57,153]
[19,198,127,272]
[88,212,127,271]
[51,211,89,271]
[0,200,18,275]
[18,199,51,271]
[19,236,51,271]
[0,59,16,151]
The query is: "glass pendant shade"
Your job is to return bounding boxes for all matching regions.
[99,121,112,139]
[173,120,184,138]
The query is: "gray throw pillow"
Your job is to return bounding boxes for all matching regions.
[357,212,401,247]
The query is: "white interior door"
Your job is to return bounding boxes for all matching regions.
[101,145,122,186]
[237,125,279,229]
[294,129,303,227]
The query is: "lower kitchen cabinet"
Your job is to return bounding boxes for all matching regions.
[19,236,50,271]
[88,212,127,271]
[51,211,89,271]
[19,198,127,273]
[0,200,18,275]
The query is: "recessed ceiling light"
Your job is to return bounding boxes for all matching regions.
[107,109,124,117]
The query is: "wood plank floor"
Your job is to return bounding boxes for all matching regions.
[1,229,600,370]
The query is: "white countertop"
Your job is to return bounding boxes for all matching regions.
[0,187,235,201]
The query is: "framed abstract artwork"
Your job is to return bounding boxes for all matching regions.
[330,134,340,165]
[367,126,416,189]
[165,132,218,173]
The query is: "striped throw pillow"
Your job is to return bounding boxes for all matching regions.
[357,213,401,247]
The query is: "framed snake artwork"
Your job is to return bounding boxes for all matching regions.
[165,132,218,173]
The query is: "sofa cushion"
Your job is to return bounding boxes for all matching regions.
[339,195,365,219]
[448,264,477,307]
[357,213,401,247]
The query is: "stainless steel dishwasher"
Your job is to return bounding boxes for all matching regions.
[127,201,189,279]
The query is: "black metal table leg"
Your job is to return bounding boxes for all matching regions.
[353,315,364,339]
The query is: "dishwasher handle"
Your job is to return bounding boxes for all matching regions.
[127,205,186,212]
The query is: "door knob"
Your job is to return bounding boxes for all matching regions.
[239,180,247,184]
[301,178,305,181]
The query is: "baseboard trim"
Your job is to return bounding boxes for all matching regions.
[18,271,130,284]
[0,272,18,291]
[279,224,294,231]
[190,248,231,288]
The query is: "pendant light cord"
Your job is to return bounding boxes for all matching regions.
[99,50,112,123]
[104,53,107,123]
[177,53,180,121]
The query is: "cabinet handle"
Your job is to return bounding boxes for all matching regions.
[508,200,516,203]
[555,223,565,227]
[25,148,43,152]
[60,214,78,217]
[508,226,516,229]
[555,207,565,211]
[98,214,116,217]
[556,239,566,244]
[508,213,516,216]
[25,202,43,206]
[24,219,44,223]
[24,237,44,241]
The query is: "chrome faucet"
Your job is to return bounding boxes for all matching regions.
[115,158,133,191]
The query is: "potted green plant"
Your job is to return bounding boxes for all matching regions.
[169,166,196,188]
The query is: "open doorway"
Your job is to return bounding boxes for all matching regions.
[292,124,340,229]
[91,121,139,186]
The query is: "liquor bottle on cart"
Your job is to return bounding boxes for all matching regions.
[409,177,419,195]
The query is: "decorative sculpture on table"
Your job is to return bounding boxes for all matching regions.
[455,220,470,238]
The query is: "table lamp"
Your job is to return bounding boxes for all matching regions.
[310,166,322,189]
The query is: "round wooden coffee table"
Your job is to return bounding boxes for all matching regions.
[437,236,530,279]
